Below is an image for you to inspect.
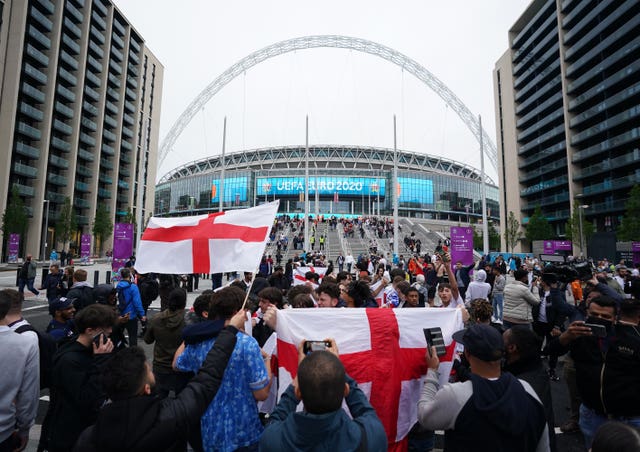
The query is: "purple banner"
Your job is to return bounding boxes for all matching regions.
[81,234,92,259]
[543,240,572,253]
[112,223,134,273]
[450,227,474,270]
[632,242,640,252]
[8,233,20,263]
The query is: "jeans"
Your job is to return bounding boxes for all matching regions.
[579,403,640,449]
[492,293,503,321]
[502,319,532,330]
[124,318,139,346]
[18,277,39,296]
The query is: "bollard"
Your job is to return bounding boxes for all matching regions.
[106,270,111,284]
[16,268,21,287]
[42,267,49,283]
[94,270,100,287]
[187,274,193,292]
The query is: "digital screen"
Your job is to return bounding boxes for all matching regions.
[256,176,386,197]
[211,177,248,203]
[398,177,433,204]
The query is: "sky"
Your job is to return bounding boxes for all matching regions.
[112,0,531,182]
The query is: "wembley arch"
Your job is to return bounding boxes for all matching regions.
[158,35,498,174]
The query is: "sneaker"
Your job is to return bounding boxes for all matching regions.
[548,368,560,382]
[560,419,580,433]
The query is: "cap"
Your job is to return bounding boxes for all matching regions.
[49,296,75,315]
[452,324,504,362]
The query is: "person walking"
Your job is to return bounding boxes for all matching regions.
[18,254,40,299]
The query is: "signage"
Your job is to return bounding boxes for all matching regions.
[450,227,474,268]
[8,233,20,263]
[80,234,92,259]
[112,223,134,273]
[256,176,387,197]
[543,240,572,253]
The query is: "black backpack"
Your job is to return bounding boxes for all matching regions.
[16,324,58,389]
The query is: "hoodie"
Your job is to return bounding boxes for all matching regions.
[144,309,186,373]
[465,270,492,303]
[418,369,549,452]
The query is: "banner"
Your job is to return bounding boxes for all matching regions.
[292,266,327,287]
[543,240,572,253]
[450,226,474,267]
[8,233,20,263]
[275,308,463,451]
[80,234,92,259]
[112,223,134,273]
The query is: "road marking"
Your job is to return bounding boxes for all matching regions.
[23,304,48,311]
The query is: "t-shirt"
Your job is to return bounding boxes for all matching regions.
[176,332,269,452]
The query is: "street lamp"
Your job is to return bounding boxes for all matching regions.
[41,199,49,262]
[578,204,589,257]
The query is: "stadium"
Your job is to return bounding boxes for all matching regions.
[154,144,500,223]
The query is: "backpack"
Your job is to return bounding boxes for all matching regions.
[16,324,58,389]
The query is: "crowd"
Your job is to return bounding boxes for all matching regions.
[2,223,640,451]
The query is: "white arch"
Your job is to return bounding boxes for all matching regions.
[159,35,498,173]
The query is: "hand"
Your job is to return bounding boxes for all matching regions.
[93,334,114,354]
[263,305,278,329]
[563,321,592,342]
[229,309,247,330]
[551,326,561,337]
[425,346,440,370]
[458,305,470,323]
[324,338,339,358]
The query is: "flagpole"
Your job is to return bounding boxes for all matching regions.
[393,115,399,258]
[219,116,227,212]
[304,116,310,252]
[479,114,489,255]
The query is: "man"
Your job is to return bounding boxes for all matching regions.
[144,288,189,399]
[464,269,491,303]
[532,274,566,381]
[436,253,465,311]
[0,289,39,452]
[260,340,386,451]
[503,327,557,452]
[402,286,421,308]
[316,282,346,308]
[503,269,540,329]
[116,268,146,346]
[237,272,254,292]
[42,303,116,452]
[454,260,475,301]
[337,253,345,273]
[18,254,40,298]
[138,273,160,315]
[345,253,355,273]
[46,296,76,342]
[418,324,549,451]
[491,266,506,322]
[40,264,63,302]
[74,310,245,452]
[548,295,640,448]
[253,287,284,346]
[268,266,290,293]
[66,269,94,312]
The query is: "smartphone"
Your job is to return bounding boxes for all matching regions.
[584,323,607,338]
[423,327,447,357]
[92,332,106,348]
[303,340,331,355]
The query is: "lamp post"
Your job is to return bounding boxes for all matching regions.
[578,204,589,257]
[41,199,50,262]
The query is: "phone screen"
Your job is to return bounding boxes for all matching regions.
[303,341,330,355]
[423,327,447,356]
[584,323,607,338]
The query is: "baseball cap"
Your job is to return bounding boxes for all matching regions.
[452,324,504,362]
[49,296,75,315]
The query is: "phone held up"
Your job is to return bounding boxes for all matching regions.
[303,340,331,355]
[92,332,106,348]
[583,322,607,338]
[423,327,447,357]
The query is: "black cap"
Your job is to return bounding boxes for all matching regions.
[48,296,75,315]
[452,324,504,362]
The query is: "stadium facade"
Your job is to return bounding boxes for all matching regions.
[0,0,163,258]
[155,145,500,223]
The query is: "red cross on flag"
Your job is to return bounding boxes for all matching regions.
[292,266,327,287]
[135,201,279,274]
[275,308,463,452]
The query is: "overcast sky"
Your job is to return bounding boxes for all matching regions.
[112,0,530,182]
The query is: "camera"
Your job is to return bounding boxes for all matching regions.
[541,261,594,285]
[303,340,331,355]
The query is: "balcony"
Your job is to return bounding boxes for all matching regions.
[51,136,71,152]
[28,25,51,49]
[85,70,101,88]
[59,49,79,70]
[91,10,106,30]
[111,33,124,49]
[80,132,96,147]
[109,59,122,74]
[99,174,113,184]
[35,0,54,14]
[15,142,40,159]
[81,117,97,131]
[111,45,123,62]
[129,51,139,65]
[120,153,131,163]
[76,164,92,177]
[76,215,89,225]
[107,87,120,102]
[105,100,118,115]
[66,1,83,22]
[113,19,125,35]
[108,72,121,88]
[49,154,69,169]
[88,40,104,59]
[121,139,133,150]
[30,5,53,30]
[84,84,100,101]
[104,114,117,128]
[25,44,49,66]
[55,101,74,118]
[46,191,67,203]
[53,118,73,135]
[20,102,44,121]
[103,129,116,142]
[83,100,98,116]
[118,179,129,189]
[573,150,640,181]
[48,173,68,186]
[14,183,36,197]
[583,175,640,196]
[62,33,80,54]
[13,162,38,178]
[63,17,81,38]
[119,167,130,177]
[100,157,113,170]
[75,181,90,192]
[98,188,111,198]
[78,149,95,161]
[122,126,133,138]
[93,0,107,16]
[123,112,134,125]
[56,84,76,102]
[24,62,48,84]
[102,143,115,156]
[58,66,77,85]
[90,25,105,44]
[17,122,42,140]
[130,39,141,53]
[124,100,135,112]
[22,82,46,103]
[87,55,103,73]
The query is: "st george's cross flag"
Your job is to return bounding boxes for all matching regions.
[275,308,463,452]
[292,266,327,287]
[135,201,279,275]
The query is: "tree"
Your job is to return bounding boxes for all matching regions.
[504,211,523,253]
[55,197,77,248]
[1,185,29,257]
[618,184,640,241]
[472,222,500,252]
[565,203,594,254]
[92,204,113,254]
[525,205,554,243]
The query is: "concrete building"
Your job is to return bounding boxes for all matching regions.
[0,0,162,259]
[494,0,640,252]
